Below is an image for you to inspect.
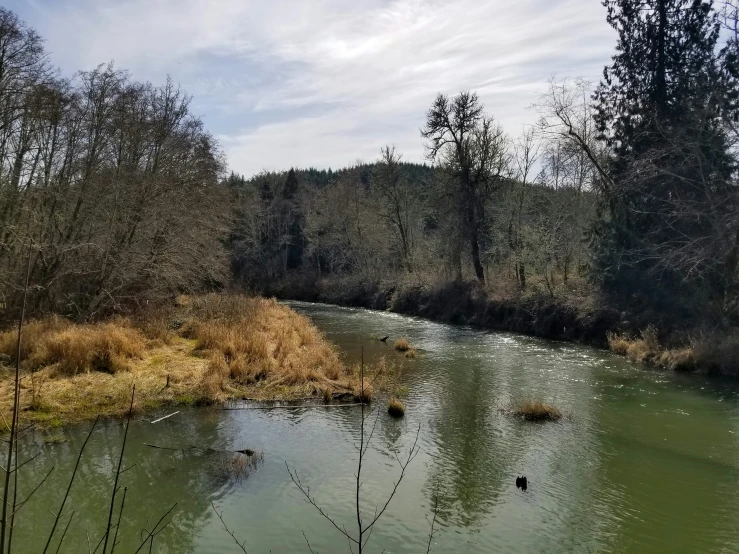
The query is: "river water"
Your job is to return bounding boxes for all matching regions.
[12,301,739,553]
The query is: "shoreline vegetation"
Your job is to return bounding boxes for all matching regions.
[0,294,397,428]
[264,274,739,378]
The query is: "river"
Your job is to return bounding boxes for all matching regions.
[12,301,739,553]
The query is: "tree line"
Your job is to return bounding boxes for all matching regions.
[0,8,230,320]
[1,0,738,329]
[231,0,739,327]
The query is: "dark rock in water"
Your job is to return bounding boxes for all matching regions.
[379,336,389,342]
[516,476,527,492]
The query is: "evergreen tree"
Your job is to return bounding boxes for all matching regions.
[593,0,737,314]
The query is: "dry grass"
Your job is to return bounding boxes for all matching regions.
[606,332,631,356]
[0,318,146,375]
[387,397,405,417]
[509,399,562,422]
[0,294,397,427]
[394,338,410,352]
[658,348,695,371]
[606,326,739,375]
[404,348,417,359]
[607,326,661,364]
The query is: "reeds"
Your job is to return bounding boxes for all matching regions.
[606,326,739,374]
[387,397,405,417]
[393,338,411,352]
[510,399,562,422]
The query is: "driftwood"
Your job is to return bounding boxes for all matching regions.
[144,443,255,456]
[221,403,364,411]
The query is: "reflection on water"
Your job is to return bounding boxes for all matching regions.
[12,301,739,553]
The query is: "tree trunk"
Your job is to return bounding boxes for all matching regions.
[656,0,667,110]
[471,229,484,283]
[518,262,526,289]
[451,245,462,281]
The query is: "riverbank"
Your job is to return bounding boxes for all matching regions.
[0,295,395,427]
[262,274,739,378]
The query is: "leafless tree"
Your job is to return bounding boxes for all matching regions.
[422,92,509,283]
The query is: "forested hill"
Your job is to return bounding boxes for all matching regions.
[225,161,437,192]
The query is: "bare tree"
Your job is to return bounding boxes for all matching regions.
[422,92,509,283]
[373,146,419,273]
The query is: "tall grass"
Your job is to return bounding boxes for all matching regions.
[394,338,411,352]
[0,294,391,426]
[607,326,739,376]
[0,319,145,374]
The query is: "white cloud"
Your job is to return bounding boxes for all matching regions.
[16,0,615,175]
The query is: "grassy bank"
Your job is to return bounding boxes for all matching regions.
[607,327,739,377]
[261,273,739,378]
[0,295,395,427]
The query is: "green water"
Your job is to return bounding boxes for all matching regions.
[11,301,739,553]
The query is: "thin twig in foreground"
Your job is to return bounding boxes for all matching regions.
[110,487,127,554]
[43,416,100,554]
[211,502,248,553]
[132,503,177,554]
[54,511,75,554]
[0,250,31,552]
[102,386,135,554]
[426,491,440,554]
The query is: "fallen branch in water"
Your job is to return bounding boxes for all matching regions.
[221,403,364,411]
[144,443,256,456]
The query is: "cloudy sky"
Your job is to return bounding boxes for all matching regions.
[7,0,615,177]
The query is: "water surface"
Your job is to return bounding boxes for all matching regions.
[14,301,739,553]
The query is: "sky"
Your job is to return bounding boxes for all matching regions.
[7,0,615,177]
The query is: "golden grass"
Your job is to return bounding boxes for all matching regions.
[404,348,417,359]
[0,294,397,427]
[387,397,405,417]
[510,399,562,422]
[394,338,410,352]
[605,326,725,373]
[607,326,661,364]
[0,318,146,375]
[606,332,630,356]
